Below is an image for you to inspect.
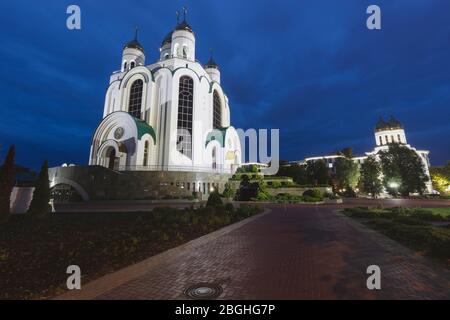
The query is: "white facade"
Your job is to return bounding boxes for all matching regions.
[89,19,241,174]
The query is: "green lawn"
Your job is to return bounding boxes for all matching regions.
[423,207,450,217]
[342,206,450,267]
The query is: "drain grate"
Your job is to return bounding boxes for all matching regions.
[184,283,223,300]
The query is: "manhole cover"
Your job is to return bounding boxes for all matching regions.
[184,283,223,300]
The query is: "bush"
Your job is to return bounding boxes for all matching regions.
[342,187,357,198]
[302,195,322,203]
[206,191,223,207]
[408,209,447,222]
[222,183,235,199]
[224,203,234,212]
[270,181,281,188]
[302,189,323,200]
[324,192,340,200]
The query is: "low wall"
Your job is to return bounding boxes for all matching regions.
[49,166,232,201]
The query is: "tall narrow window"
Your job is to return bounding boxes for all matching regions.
[128,79,143,119]
[130,61,135,69]
[177,76,194,158]
[379,136,382,145]
[212,147,217,170]
[397,134,401,143]
[143,140,149,166]
[213,91,222,129]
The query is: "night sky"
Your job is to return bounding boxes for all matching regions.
[1,0,449,170]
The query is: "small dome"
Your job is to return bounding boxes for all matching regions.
[375,116,403,132]
[388,116,403,129]
[124,28,144,53]
[124,39,144,52]
[375,117,388,131]
[175,20,194,34]
[205,57,219,70]
[161,31,173,47]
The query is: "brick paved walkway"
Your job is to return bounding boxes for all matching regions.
[58,204,450,300]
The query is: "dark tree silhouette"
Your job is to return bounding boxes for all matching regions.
[0,145,16,222]
[28,160,50,217]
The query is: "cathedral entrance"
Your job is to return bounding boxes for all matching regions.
[106,147,117,170]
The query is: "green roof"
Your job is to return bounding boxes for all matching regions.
[205,127,228,148]
[133,118,156,144]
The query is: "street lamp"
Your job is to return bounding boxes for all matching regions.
[389,182,399,189]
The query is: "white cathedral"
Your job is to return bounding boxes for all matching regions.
[88,17,241,175]
[299,116,433,194]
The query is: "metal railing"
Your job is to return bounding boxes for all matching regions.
[118,164,233,174]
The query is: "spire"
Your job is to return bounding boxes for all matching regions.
[205,48,219,70]
[123,26,144,52]
[174,6,193,34]
[134,26,139,41]
[182,6,188,22]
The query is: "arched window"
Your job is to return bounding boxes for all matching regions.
[212,147,217,170]
[143,140,149,166]
[177,76,194,158]
[213,91,222,129]
[128,79,143,119]
[173,43,179,57]
[182,45,188,59]
[130,61,135,69]
[123,61,127,71]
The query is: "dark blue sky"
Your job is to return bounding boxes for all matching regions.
[1,0,449,170]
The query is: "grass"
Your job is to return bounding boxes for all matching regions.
[422,207,450,218]
[0,204,262,300]
[342,206,450,267]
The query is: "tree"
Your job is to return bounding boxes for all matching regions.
[379,144,429,196]
[335,157,360,190]
[359,156,383,198]
[0,145,15,222]
[235,174,265,201]
[430,162,450,195]
[276,163,307,185]
[28,160,51,217]
[305,160,329,186]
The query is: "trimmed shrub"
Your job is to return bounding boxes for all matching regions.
[302,195,322,203]
[302,189,323,200]
[206,191,223,207]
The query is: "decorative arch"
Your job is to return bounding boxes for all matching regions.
[50,178,90,201]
